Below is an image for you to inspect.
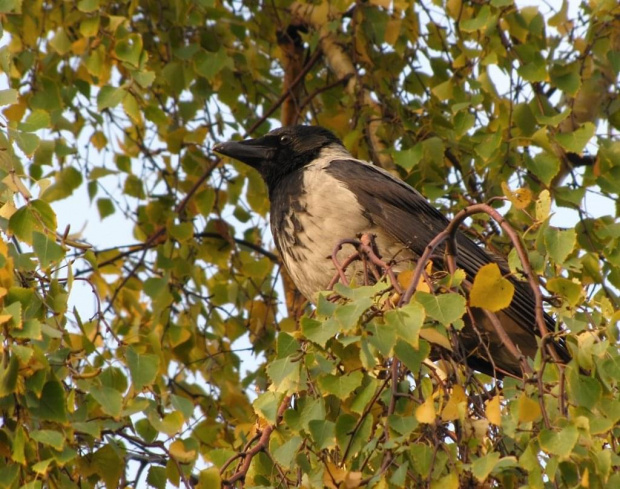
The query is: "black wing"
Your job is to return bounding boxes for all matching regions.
[326,159,559,343]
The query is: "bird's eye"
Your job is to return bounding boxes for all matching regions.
[280,135,291,145]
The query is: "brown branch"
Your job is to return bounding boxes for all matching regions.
[328,234,403,294]
[222,395,291,486]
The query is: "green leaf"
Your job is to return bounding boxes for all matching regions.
[539,425,579,459]
[0,0,19,13]
[384,302,425,348]
[544,227,576,263]
[272,436,302,469]
[197,468,221,489]
[148,411,184,436]
[14,130,40,156]
[526,152,560,186]
[309,419,336,450]
[49,28,71,55]
[266,356,300,393]
[301,316,340,347]
[41,167,83,202]
[410,443,434,477]
[0,88,18,106]
[547,277,583,307]
[146,466,167,489]
[78,0,100,13]
[459,5,494,32]
[126,347,159,390]
[11,427,26,464]
[514,103,537,136]
[123,174,145,199]
[388,414,418,436]
[413,291,466,326]
[276,332,300,358]
[366,321,396,356]
[567,366,602,409]
[471,452,501,482]
[0,353,19,397]
[393,144,423,170]
[253,392,284,424]
[115,34,143,67]
[469,263,515,312]
[79,444,123,488]
[19,110,51,132]
[535,107,571,126]
[0,464,19,488]
[97,86,127,111]
[335,412,372,460]
[195,48,233,81]
[555,122,596,153]
[518,51,548,82]
[318,371,363,400]
[350,377,379,414]
[394,339,430,373]
[90,386,123,418]
[30,429,65,451]
[30,381,67,422]
[96,198,115,219]
[334,297,373,331]
[32,232,65,268]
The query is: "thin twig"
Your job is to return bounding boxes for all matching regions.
[222,395,291,486]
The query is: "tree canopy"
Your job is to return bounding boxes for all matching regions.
[0,0,619,487]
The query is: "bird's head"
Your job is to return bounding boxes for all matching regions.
[213,125,344,190]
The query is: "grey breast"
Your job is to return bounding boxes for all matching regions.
[270,158,414,302]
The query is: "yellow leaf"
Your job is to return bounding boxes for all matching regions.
[485,395,502,426]
[398,262,433,293]
[3,173,32,200]
[501,182,532,210]
[197,468,221,489]
[469,263,515,312]
[0,202,17,220]
[169,440,196,463]
[441,385,466,421]
[71,37,88,55]
[344,471,362,488]
[323,461,347,489]
[463,418,489,442]
[3,99,27,122]
[415,396,436,424]
[419,327,452,351]
[90,131,108,151]
[384,18,402,45]
[517,393,541,423]
[536,189,551,222]
[431,472,459,489]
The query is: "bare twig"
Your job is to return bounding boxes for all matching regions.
[222,395,291,486]
[328,234,403,294]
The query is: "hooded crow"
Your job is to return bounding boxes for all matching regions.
[213,125,568,376]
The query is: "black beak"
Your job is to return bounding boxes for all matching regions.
[212,139,273,169]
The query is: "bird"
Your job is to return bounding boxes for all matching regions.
[213,125,568,377]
